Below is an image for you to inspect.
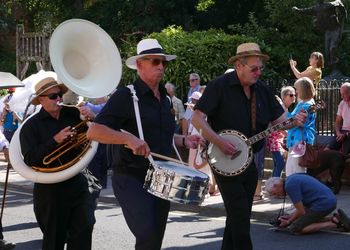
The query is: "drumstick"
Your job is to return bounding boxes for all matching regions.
[120,129,188,166]
[195,129,202,165]
[150,152,188,166]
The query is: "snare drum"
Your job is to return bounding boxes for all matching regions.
[144,161,209,205]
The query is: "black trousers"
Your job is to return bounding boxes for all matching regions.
[213,164,258,250]
[112,173,170,250]
[0,220,3,239]
[33,175,95,250]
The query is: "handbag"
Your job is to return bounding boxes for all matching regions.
[298,143,325,168]
[296,128,325,168]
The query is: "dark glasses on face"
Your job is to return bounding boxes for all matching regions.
[190,79,198,82]
[244,64,264,73]
[288,94,296,97]
[142,57,167,67]
[40,92,63,100]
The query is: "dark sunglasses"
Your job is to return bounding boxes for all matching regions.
[288,94,296,97]
[141,57,167,67]
[190,79,198,82]
[40,92,63,100]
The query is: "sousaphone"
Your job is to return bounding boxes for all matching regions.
[9,19,122,183]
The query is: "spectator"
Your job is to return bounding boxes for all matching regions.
[165,82,185,134]
[265,174,350,234]
[290,52,324,88]
[267,86,296,177]
[285,77,316,176]
[0,89,22,143]
[327,82,350,154]
[183,73,202,135]
[187,73,201,102]
[292,0,347,67]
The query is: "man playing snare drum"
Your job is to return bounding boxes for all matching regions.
[192,42,307,250]
[87,38,202,250]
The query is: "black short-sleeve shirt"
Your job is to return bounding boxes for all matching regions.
[94,78,175,178]
[20,106,88,187]
[195,71,284,152]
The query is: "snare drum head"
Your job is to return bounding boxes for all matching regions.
[154,161,209,179]
[208,130,252,176]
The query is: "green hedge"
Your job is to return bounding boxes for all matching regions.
[120,26,270,98]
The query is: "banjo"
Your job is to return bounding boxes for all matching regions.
[207,101,325,176]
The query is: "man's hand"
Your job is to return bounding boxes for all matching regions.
[336,132,347,142]
[278,217,290,228]
[184,134,205,149]
[217,137,240,157]
[79,106,96,120]
[126,137,150,158]
[54,126,74,144]
[293,109,308,127]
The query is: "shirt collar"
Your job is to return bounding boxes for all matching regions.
[134,78,167,97]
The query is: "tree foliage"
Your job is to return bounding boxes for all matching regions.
[120,26,270,98]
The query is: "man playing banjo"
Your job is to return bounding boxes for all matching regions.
[192,42,307,250]
[87,38,202,250]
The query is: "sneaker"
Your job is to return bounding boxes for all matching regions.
[0,239,16,250]
[337,208,350,232]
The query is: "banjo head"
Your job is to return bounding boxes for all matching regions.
[207,130,253,176]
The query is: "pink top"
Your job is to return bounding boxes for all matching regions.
[337,100,350,131]
[266,130,286,152]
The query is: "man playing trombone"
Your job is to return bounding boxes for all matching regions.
[87,38,202,250]
[19,76,95,250]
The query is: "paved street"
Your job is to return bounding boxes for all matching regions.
[1,186,350,250]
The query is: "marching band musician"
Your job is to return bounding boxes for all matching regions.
[192,42,307,250]
[19,77,95,250]
[86,38,202,250]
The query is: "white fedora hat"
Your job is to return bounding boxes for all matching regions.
[125,38,176,69]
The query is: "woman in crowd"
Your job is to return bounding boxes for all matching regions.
[266,86,296,177]
[285,77,316,176]
[290,51,324,88]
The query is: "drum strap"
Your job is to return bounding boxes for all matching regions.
[127,84,156,165]
[126,85,184,165]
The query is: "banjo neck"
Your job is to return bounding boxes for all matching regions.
[246,101,325,146]
[246,118,293,146]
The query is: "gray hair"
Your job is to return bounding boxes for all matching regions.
[264,177,283,194]
[341,82,350,93]
[165,82,175,91]
[280,86,295,98]
[189,73,200,81]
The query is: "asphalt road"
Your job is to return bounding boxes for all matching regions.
[1,187,350,250]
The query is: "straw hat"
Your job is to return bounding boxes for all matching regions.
[228,42,269,64]
[125,38,176,69]
[31,77,68,105]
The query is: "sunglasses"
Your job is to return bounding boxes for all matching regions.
[40,92,63,100]
[243,63,264,73]
[288,94,296,97]
[141,57,167,67]
[190,79,198,82]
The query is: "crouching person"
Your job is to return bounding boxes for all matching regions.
[265,174,350,234]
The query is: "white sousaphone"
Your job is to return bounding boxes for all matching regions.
[9,19,122,183]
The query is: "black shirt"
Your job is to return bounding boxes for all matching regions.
[20,106,87,187]
[195,71,284,152]
[94,78,175,179]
